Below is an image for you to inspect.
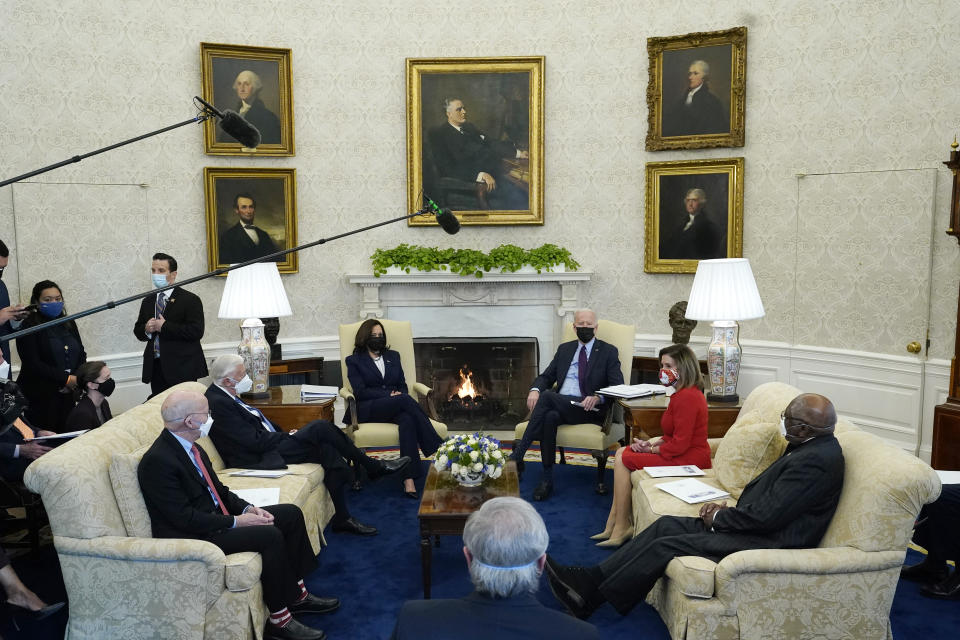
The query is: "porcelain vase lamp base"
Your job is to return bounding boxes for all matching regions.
[237,317,271,399]
[706,320,742,403]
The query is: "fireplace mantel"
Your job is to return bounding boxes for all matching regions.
[346,270,593,359]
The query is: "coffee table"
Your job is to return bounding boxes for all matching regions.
[244,385,335,432]
[417,460,519,598]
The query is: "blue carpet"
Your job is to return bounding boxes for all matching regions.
[6,462,959,638]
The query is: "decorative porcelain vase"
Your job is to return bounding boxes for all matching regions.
[453,470,485,488]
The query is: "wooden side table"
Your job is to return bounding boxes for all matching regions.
[269,357,324,386]
[244,385,335,432]
[619,394,743,441]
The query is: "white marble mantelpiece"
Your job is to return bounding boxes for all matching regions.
[346,271,592,360]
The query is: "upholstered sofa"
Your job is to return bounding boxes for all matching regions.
[24,381,334,640]
[630,382,941,639]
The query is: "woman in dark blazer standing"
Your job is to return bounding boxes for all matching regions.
[15,280,86,432]
[345,319,442,499]
[66,360,114,430]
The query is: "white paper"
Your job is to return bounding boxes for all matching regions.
[656,478,730,504]
[28,429,89,441]
[300,384,338,397]
[597,384,668,399]
[935,470,960,485]
[229,469,289,478]
[232,487,281,507]
[644,465,705,478]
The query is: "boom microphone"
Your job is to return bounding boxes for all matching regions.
[194,96,261,148]
[422,194,461,235]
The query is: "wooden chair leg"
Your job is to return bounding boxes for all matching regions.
[558,446,567,464]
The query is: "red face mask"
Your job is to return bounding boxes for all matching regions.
[658,368,679,386]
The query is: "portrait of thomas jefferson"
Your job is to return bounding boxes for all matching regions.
[660,47,732,138]
[658,178,729,261]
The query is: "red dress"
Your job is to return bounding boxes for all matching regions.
[620,386,711,470]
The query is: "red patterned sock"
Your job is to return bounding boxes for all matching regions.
[269,608,292,628]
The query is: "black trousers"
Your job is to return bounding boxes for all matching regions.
[207,503,317,613]
[596,515,775,615]
[516,391,603,470]
[358,395,442,480]
[913,483,960,562]
[149,358,170,397]
[276,421,357,524]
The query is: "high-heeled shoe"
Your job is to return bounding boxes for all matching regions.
[595,528,633,548]
[404,488,419,500]
[4,599,66,621]
[589,530,612,541]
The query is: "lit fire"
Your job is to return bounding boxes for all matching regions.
[453,365,478,399]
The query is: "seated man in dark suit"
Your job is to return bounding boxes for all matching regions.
[901,483,960,599]
[510,309,625,501]
[205,355,410,537]
[544,393,845,619]
[138,390,336,640]
[0,376,56,482]
[391,496,599,640]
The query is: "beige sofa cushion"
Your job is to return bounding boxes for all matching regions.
[665,555,718,598]
[109,447,153,538]
[713,410,786,499]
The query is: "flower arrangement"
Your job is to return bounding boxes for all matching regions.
[433,433,505,487]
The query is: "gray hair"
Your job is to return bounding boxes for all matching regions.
[685,188,707,203]
[690,59,710,77]
[234,70,263,94]
[463,497,548,598]
[210,354,245,383]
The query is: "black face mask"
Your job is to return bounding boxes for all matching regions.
[576,327,595,343]
[94,378,116,397]
[367,336,386,353]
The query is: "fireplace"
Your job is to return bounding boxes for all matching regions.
[414,337,540,431]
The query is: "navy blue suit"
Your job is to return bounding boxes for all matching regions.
[391,591,599,639]
[517,338,624,470]
[345,350,442,479]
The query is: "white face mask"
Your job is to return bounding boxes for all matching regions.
[197,416,213,438]
[233,374,253,395]
[0,360,10,380]
[779,416,787,437]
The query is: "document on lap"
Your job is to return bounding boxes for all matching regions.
[644,465,706,478]
[596,384,668,398]
[28,429,89,441]
[657,478,730,504]
[229,469,289,478]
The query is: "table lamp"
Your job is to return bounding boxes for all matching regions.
[684,258,765,402]
[218,263,292,398]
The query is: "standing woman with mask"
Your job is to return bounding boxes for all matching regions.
[345,319,443,499]
[592,343,711,548]
[15,280,87,432]
[66,360,114,430]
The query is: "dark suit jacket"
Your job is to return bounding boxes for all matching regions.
[428,122,515,184]
[217,98,282,145]
[218,222,280,265]
[133,286,208,385]
[65,395,112,430]
[663,83,728,137]
[0,280,11,364]
[138,428,250,539]
[15,318,85,430]
[661,211,723,260]
[344,349,409,423]
[206,384,288,470]
[531,339,624,418]
[711,435,845,549]
[391,591,599,640]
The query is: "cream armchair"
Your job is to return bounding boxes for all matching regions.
[514,319,634,494]
[338,319,447,456]
[635,383,941,640]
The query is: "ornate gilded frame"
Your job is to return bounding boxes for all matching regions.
[200,43,295,156]
[406,56,544,226]
[646,27,747,151]
[204,167,298,273]
[644,157,744,274]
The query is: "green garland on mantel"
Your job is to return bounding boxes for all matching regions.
[371,243,581,278]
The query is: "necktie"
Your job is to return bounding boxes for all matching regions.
[578,346,588,397]
[233,395,276,432]
[191,444,229,515]
[154,293,166,357]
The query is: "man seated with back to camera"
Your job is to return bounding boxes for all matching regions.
[0,358,58,482]
[205,354,410,537]
[544,393,845,619]
[391,497,599,640]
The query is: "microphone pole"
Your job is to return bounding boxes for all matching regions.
[0,206,447,344]
[0,114,213,188]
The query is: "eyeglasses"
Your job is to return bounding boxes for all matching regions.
[780,410,828,430]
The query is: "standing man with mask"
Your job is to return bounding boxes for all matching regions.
[0,239,29,368]
[510,309,624,501]
[134,253,208,397]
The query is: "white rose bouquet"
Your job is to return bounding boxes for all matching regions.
[433,432,505,486]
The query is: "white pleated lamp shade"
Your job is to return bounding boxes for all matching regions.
[218,263,292,319]
[685,258,765,321]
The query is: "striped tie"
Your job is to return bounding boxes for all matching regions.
[153,293,166,357]
[234,395,276,432]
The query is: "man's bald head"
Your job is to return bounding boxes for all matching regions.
[786,393,837,430]
[160,391,208,430]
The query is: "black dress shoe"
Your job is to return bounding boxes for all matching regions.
[289,592,341,615]
[901,558,949,584]
[4,600,66,621]
[544,555,602,620]
[509,451,525,478]
[369,456,412,480]
[265,618,327,640]
[404,489,419,500]
[331,517,378,536]
[920,569,960,600]
[532,479,553,501]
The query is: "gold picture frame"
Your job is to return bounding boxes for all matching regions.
[200,42,295,156]
[646,26,747,151]
[204,167,298,273]
[644,157,744,274]
[406,56,544,227]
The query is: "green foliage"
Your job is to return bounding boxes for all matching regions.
[371,243,580,278]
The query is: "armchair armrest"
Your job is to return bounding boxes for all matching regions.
[339,388,359,429]
[411,381,440,420]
